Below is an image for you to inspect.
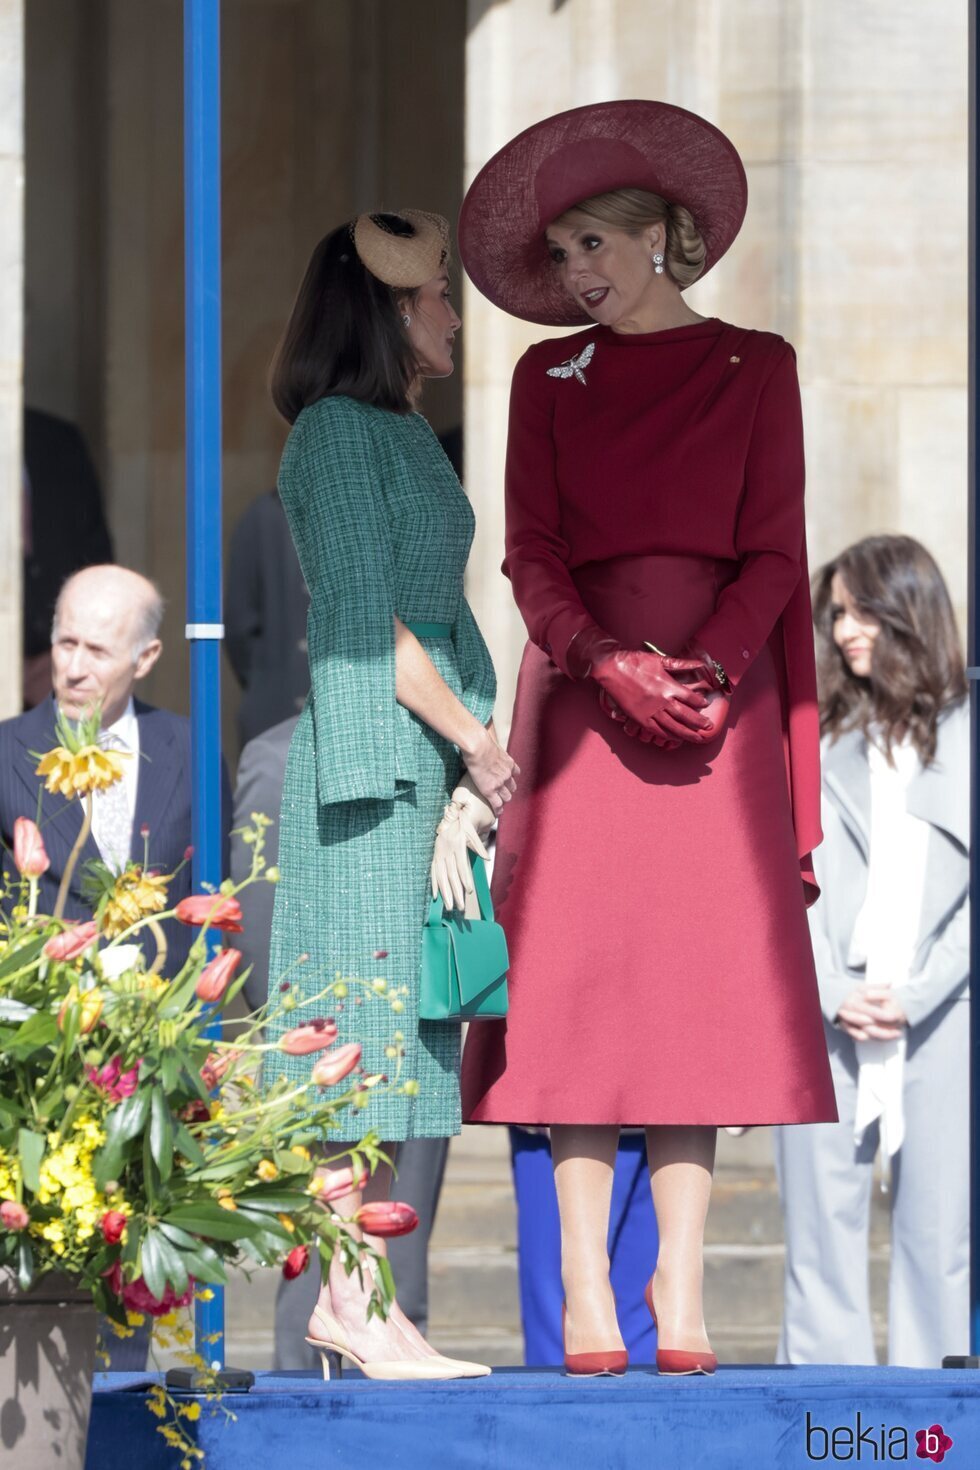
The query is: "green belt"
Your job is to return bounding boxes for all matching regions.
[404,620,452,639]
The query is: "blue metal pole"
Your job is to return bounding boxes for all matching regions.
[969,0,979,1365]
[184,0,225,1369]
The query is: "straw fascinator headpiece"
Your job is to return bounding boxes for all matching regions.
[351,210,451,288]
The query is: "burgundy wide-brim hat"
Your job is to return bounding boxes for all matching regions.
[458,100,748,327]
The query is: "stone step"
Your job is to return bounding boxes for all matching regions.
[707,1173,893,1250]
[428,1246,519,1330]
[429,1180,517,1249]
[703,1245,891,1328]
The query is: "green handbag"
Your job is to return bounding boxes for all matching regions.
[419,852,509,1021]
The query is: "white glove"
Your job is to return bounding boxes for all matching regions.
[430,793,491,913]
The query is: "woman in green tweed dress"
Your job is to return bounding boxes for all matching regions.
[264,210,518,1378]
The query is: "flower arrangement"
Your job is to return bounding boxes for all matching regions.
[1,709,419,1466]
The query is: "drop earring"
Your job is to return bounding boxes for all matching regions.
[652,252,665,275]
[402,314,412,326]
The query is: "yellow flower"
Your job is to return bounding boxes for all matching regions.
[277,1213,296,1234]
[256,1160,278,1182]
[57,985,103,1034]
[101,867,169,937]
[179,1402,202,1422]
[36,743,129,799]
[216,1189,237,1212]
[290,1145,311,1162]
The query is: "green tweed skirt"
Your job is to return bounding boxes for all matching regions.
[263,640,466,1143]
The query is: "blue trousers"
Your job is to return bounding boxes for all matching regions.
[508,1128,658,1366]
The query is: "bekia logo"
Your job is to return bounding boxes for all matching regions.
[915,1425,954,1464]
[805,1412,954,1462]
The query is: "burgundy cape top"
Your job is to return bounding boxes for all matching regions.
[502,317,821,902]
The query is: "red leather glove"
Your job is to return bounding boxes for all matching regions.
[568,625,711,744]
[662,639,732,742]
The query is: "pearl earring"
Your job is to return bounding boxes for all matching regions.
[652,252,665,275]
[402,314,412,326]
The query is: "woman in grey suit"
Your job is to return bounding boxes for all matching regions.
[775,534,969,1367]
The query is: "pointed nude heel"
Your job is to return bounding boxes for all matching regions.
[305,1303,486,1381]
[312,1345,343,1380]
[645,1275,717,1376]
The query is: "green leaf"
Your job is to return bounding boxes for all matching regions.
[160,1051,180,1093]
[233,1190,312,1213]
[142,1128,160,1204]
[4,1009,58,1059]
[59,1002,80,1059]
[162,1204,266,1242]
[17,1128,45,1191]
[156,1222,203,1253]
[149,1088,174,1183]
[0,932,47,981]
[105,1089,150,1147]
[92,1142,124,1193]
[140,1229,166,1301]
[173,1123,206,1168]
[157,1224,229,1282]
[121,1220,143,1267]
[234,1209,295,1245]
[151,1229,189,1296]
[275,1151,311,1175]
[16,1239,34,1292]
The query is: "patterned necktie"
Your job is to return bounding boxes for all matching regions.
[95,731,132,871]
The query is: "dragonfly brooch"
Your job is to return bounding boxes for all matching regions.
[545,340,595,385]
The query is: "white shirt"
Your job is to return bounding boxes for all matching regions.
[88,697,140,869]
[846,731,930,1159]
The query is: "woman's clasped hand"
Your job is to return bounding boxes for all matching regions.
[572,625,713,748]
[461,722,520,815]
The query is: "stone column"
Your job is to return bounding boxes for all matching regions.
[463,0,968,738]
[0,0,24,718]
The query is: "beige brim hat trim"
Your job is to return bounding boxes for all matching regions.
[352,210,450,288]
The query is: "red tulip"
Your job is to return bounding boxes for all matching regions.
[44,921,99,962]
[99,1210,127,1245]
[311,1043,362,1088]
[200,1048,242,1091]
[279,1018,339,1055]
[13,817,50,878]
[282,1244,309,1280]
[195,948,242,1002]
[175,894,244,932]
[353,1201,419,1238]
[0,1200,29,1231]
[312,1165,368,1203]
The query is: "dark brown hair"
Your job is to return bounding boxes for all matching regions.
[270,216,420,423]
[813,534,966,767]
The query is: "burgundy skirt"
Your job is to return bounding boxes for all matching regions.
[461,554,838,1126]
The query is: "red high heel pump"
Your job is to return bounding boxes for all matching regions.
[561,1302,628,1377]
[645,1275,717,1376]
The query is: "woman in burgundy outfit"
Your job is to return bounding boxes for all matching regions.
[457,101,837,1376]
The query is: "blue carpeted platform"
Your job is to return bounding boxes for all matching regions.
[88,1365,980,1469]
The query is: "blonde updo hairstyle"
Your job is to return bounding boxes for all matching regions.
[555,187,707,289]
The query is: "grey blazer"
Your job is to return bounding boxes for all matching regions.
[810,698,970,1029]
